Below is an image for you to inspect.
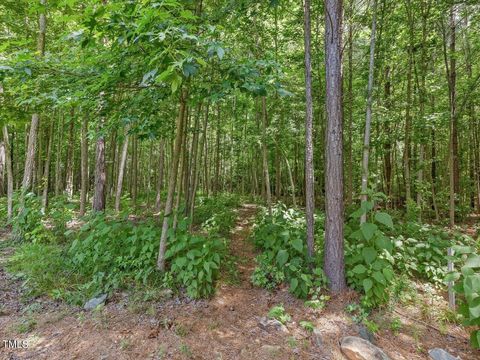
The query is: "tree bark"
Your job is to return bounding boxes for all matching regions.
[157,88,188,271]
[65,110,75,198]
[2,126,13,220]
[115,131,129,213]
[80,115,89,216]
[261,97,272,216]
[155,139,166,212]
[93,96,106,212]
[360,0,377,224]
[324,0,346,292]
[303,0,315,260]
[41,121,54,212]
[54,113,64,196]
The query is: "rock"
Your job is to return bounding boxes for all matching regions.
[312,328,323,347]
[358,324,375,344]
[159,289,173,299]
[84,294,107,311]
[340,336,390,360]
[260,345,281,357]
[428,348,460,360]
[258,317,289,333]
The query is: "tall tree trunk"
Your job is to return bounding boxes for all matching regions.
[303,0,315,260]
[93,98,106,212]
[65,110,75,198]
[261,97,272,216]
[2,126,13,220]
[21,0,46,200]
[346,0,354,206]
[41,121,54,212]
[155,139,166,212]
[190,102,210,223]
[383,66,393,203]
[80,115,89,216]
[54,113,64,196]
[214,104,221,196]
[404,1,414,207]
[324,0,346,292]
[0,140,4,196]
[157,89,188,271]
[115,132,129,213]
[360,0,377,224]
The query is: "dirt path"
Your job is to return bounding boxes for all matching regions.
[1,206,478,360]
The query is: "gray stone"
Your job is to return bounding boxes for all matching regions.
[84,294,107,310]
[340,336,390,360]
[428,348,460,360]
[260,345,281,357]
[312,328,323,347]
[258,317,289,333]
[358,324,375,344]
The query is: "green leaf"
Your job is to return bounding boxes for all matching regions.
[362,247,377,264]
[452,245,473,254]
[470,330,480,349]
[291,238,303,252]
[372,271,386,285]
[290,277,298,291]
[360,223,378,241]
[363,278,373,293]
[382,268,394,281]
[276,249,289,267]
[444,271,460,283]
[464,255,480,268]
[374,212,393,229]
[375,236,392,253]
[352,264,367,274]
[216,47,225,60]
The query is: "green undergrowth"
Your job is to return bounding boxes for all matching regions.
[6,193,240,304]
[250,197,477,310]
[250,204,327,299]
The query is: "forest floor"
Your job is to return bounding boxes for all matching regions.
[1,205,479,360]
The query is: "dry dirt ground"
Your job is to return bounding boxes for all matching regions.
[1,206,479,360]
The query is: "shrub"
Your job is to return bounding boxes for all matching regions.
[165,217,226,298]
[345,201,395,307]
[250,204,326,298]
[445,245,480,348]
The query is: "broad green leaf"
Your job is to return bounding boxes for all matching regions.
[362,247,377,264]
[290,278,298,291]
[372,271,386,285]
[374,212,393,229]
[352,264,367,274]
[464,255,480,268]
[363,278,373,293]
[276,249,289,267]
[291,238,303,252]
[360,223,378,241]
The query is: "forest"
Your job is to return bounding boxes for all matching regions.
[0,0,480,359]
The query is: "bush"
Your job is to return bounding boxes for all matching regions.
[194,193,241,236]
[345,201,395,307]
[445,245,480,348]
[250,204,326,298]
[165,217,226,298]
[9,212,229,303]
[12,192,53,243]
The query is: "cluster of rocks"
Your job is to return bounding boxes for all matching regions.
[256,316,460,360]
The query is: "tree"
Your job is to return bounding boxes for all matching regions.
[360,0,378,224]
[324,0,346,292]
[303,0,315,260]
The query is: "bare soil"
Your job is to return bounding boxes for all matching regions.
[1,206,479,360]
